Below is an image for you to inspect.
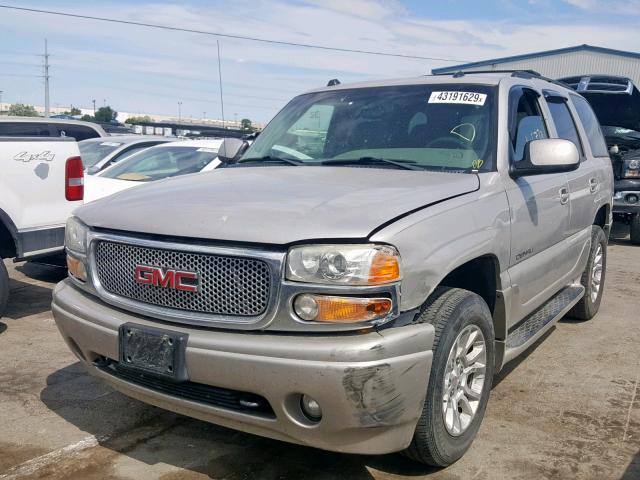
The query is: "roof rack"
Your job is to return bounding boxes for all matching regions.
[436,69,571,89]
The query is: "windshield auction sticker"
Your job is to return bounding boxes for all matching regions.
[428,91,487,105]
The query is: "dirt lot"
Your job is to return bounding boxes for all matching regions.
[0,224,638,480]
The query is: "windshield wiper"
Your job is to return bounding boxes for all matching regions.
[236,155,303,166]
[321,157,423,171]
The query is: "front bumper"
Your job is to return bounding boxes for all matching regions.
[613,190,640,214]
[52,280,434,454]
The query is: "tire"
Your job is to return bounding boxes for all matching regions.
[568,225,607,320]
[404,287,495,467]
[631,214,640,246]
[0,260,8,318]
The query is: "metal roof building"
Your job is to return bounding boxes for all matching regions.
[432,44,640,85]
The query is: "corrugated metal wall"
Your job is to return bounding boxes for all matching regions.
[458,51,640,85]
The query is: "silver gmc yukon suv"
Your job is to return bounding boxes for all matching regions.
[53,71,614,466]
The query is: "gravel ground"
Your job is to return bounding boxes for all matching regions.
[0,223,638,480]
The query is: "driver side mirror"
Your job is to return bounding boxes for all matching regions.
[510,139,580,177]
[217,138,249,164]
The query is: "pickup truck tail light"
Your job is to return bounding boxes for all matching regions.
[65,156,84,201]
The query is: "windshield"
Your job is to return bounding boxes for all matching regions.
[78,140,123,167]
[101,145,219,181]
[241,84,496,171]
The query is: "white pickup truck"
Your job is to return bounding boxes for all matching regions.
[0,137,84,316]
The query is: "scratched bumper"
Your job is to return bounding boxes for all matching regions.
[52,280,434,455]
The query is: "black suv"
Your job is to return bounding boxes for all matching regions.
[559,75,640,243]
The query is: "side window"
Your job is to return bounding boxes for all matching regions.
[0,122,51,136]
[569,94,609,157]
[544,96,584,157]
[110,144,151,164]
[58,125,101,141]
[509,88,549,162]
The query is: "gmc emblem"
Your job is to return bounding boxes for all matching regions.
[134,265,199,292]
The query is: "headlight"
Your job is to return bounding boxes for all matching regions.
[624,159,640,178]
[65,216,89,254]
[286,244,401,285]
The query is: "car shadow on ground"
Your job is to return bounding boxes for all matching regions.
[609,220,632,246]
[622,450,640,480]
[4,261,66,320]
[40,363,441,479]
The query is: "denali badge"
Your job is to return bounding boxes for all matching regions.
[134,265,199,292]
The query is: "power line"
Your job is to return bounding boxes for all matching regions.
[0,4,469,63]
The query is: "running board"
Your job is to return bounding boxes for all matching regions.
[503,285,584,365]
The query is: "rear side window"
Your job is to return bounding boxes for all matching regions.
[0,122,51,136]
[509,87,549,162]
[569,95,609,157]
[545,97,584,156]
[57,125,101,141]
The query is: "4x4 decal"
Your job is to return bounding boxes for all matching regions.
[14,151,56,163]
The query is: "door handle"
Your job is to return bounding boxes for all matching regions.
[559,187,570,205]
[589,178,599,194]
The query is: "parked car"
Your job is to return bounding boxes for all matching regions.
[0,137,84,316]
[0,117,106,140]
[53,71,613,467]
[83,139,222,203]
[79,135,174,174]
[559,75,640,243]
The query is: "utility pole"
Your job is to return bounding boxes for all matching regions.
[43,39,50,118]
[177,101,182,122]
[217,40,225,128]
[92,99,96,116]
[0,91,3,115]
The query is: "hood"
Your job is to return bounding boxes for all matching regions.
[76,166,479,245]
[580,85,640,132]
[83,175,141,204]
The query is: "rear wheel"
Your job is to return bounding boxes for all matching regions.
[568,225,607,320]
[631,214,640,245]
[0,260,8,318]
[404,287,494,466]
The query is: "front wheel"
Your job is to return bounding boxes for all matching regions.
[0,260,8,318]
[630,213,640,245]
[404,287,495,466]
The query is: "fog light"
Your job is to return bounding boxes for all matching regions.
[626,194,639,204]
[67,255,87,281]
[293,294,319,321]
[300,394,322,421]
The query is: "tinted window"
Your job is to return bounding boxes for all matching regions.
[0,122,51,136]
[546,97,583,156]
[57,125,101,141]
[110,143,163,164]
[570,95,609,157]
[509,88,548,162]
[243,84,496,172]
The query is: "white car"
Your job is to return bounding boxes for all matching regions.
[79,135,174,174]
[83,139,223,203]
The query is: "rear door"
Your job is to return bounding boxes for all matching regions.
[543,91,594,237]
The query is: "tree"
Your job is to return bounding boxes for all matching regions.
[241,118,254,131]
[81,114,93,121]
[8,103,39,117]
[94,106,117,122]
[63,107,81,116]
[124,115,152,125]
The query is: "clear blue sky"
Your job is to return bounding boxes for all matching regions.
[1,0,640,123]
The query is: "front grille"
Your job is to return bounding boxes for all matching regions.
[97,359,274,417]
[94,241,271,316]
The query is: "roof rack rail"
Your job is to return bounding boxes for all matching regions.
[437,69,542,78]
[437,69,572,89]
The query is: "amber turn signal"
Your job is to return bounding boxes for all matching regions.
[294,294,392,323]
[368,249,401,284]
[67,255,87,282]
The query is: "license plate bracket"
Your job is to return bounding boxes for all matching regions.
[119,323,188,381]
